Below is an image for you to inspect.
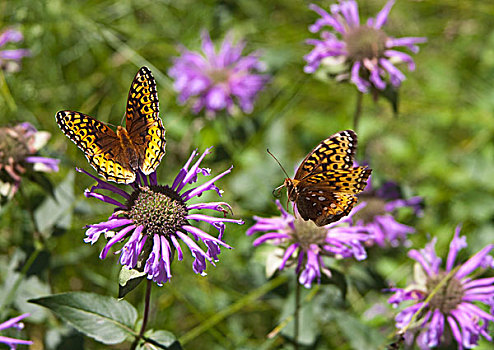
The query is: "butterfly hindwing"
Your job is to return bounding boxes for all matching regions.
[294,130,357,180]
[126,67,166,175]
[296,187,357,226]
[55,111,136,183]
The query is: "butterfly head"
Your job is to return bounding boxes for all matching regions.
[284,178,299,201]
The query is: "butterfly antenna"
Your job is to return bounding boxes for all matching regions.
[267,149,290,178]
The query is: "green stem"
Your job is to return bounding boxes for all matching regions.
[399,266,460,335]
[294,273,301,350]
[0,69,17,111]
[180,274,288,345]
[130,279,152,350]
[353,90,363,132]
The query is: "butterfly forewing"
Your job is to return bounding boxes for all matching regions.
[55,111,136,183]
[56,66,166,184]
[286,129,371,226]
[294,130,357,180]
[126,67,166,175]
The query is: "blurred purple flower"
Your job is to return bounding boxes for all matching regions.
[0,122,59,201]
[305,0,426,93]
[247,200,368,288]
[0,29,30,72]
[81,147,243,286]
[388,226,494,349]
[168,31,269,117]
[354,179,422,247]
[0,313,33,349]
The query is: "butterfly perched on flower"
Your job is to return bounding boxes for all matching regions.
[281,130,371,226]
[56,66,166,184]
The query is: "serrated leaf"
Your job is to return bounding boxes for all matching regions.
[29,291,137,345]
[34,171,75,234]
[119,266,146,299]
[137,330,182,350]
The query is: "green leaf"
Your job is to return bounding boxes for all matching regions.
[137,330,183,350]
[333,310,383,350]
[119,266,146,299]
[34,171,75,234]
[320,267,347,301]
[26,171,56,199]
[280,288,318,346]
[29,291,138,345]
[378,85,399,115]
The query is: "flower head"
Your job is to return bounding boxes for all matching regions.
[388,226,494,349]
[354,179,422,247]
[168,31,269,117]
[81,147,243,286]
[0,122,59,202]
[247,200,369,288]
[305,0,426,93]
[0,313,33,350]
[0,29,30,72]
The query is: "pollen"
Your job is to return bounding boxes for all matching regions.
[127,185,189,236]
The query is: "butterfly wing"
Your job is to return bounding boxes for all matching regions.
[296,187,357,226]
[56,110,136,183]
[303,167,372,194]
[294,129,357,180]
[125,66,166,175]
[290,130,370,226]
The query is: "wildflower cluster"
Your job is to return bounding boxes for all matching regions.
[82,148,243,285]
[305,0,426,93]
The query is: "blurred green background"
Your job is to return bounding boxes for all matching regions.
[0,0,493,349]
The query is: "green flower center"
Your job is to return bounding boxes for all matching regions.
[0,127,30,165]
[292,218,328,250]
[127,185,189,236]
[426,272,465,314]
[344,26,388,62]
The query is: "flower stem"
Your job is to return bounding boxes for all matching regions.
[294,272,301,350]
[0,69,17,111]
[130,279,152,350]
[353,90,363,132]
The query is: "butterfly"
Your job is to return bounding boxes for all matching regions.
[282,130,371,226]
[56,66,166,184]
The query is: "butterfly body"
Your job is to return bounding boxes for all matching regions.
[56,67,166,184]
[284,130,371,226]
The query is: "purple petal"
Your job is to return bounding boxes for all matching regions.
[183,165,232,201]
[373,0,395,29]
[446,225,467,272]
[100,224,136,259]
[0,314,30,331]
[455,244,494,280]
[279,243,299,270]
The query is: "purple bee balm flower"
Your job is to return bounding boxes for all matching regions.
[305,0,426,93]
[168,31,269,117]
[247,200,369,288]
[81,147,244,286]
[0,29,30,72]
[0,313,33,349]
[0,122,60,201]
[388,226,494,349]
[353,179,422,248]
